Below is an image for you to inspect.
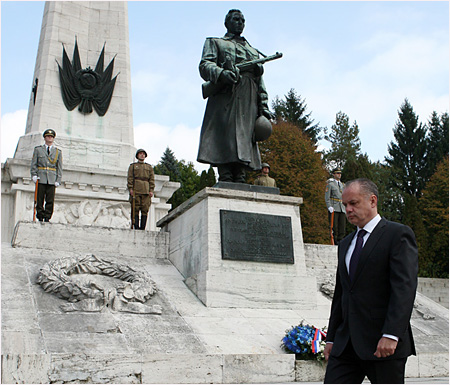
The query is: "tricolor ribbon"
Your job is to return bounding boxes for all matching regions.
[312,328,327,353]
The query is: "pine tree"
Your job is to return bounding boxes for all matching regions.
[426,111,449,178]
[371,162,404,222]
[154,148,201,210]
[385,99,428,197]
[341,153,374,182]
[154,147,181,182]
[271,88,321,144]
[402,194,429,277]
[198,166,216,190]
[323,111,361,171]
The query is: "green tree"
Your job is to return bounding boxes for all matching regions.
[154,147,181,182]
[419,156,449,278]
[323,111,361,171]
[341,153,374,182]
[271,88,321,144]
[385,99,428,197]
[154,148,201,210]
[256,121,330,244]
[371,162,404,222]
[402,194,429,277]
[426,111,449,178]
[199,166,216,190]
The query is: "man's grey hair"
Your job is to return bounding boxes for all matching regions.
[344,178,379,199]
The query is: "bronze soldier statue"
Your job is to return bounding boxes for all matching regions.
[127,149,155,230]
[30,129,63,222]
[197,9,279,183]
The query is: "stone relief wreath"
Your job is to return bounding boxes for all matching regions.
[37,254,162,314]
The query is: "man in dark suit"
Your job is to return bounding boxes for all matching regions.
[324,178,418,384]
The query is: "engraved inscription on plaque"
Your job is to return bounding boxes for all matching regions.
[220,210,294,264]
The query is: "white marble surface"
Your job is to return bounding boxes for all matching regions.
[160,187,317,309]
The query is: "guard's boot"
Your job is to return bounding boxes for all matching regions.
[134,215,140,230]
[140,215,147,230]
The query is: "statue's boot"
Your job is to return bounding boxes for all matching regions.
[140,215,147,230]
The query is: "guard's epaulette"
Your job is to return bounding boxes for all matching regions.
[327,178,335,183]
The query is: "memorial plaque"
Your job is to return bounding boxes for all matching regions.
[220,210,294,264]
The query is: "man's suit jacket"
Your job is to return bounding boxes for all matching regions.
[326,218,418,361]
[30,145,63,185]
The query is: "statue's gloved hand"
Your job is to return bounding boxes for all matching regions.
[253,63,264,77]
[220,69,239,85]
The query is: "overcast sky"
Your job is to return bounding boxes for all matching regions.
[1,1,449,172]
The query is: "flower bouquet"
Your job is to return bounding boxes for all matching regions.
[281,320,327,361]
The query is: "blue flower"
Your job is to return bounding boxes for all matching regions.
[281,321,327,361]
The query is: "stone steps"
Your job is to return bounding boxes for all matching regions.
[11,221,169,259]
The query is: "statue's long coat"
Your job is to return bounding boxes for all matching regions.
[197,33,269,170]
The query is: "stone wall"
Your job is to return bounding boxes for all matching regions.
[303,243,449,309]
[417,278,449,309]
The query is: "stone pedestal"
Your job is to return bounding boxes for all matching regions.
[157,186,318,309]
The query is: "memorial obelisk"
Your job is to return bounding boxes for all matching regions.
[14,1,135,169]
[1,1,179,241]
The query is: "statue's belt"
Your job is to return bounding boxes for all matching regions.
[38,167,56,171]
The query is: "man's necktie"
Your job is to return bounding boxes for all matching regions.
[47,147,50,155]
[349,229,367,282]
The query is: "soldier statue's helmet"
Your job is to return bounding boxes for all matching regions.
[254,115,272,142]
[332,168,342,174]
[135,149,147,158]
[261,163,270,169]
[43,129,56,138]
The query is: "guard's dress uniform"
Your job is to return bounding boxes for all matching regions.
[253,174,277,187]
[325,178,346,244]
[127,161,155,230]
[30,145,63,221]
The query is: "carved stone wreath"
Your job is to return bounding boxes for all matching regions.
[37,254,161,314]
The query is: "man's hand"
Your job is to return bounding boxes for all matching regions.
[324,342,333,361]
[55,182,60,187]
[328,207,334,213]
[220,69,239,85]
[149,191,154,198]
[129,189,134,197]
[32,176,39,183]
[374,337,398,358]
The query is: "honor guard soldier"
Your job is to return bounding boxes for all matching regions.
[127,149,155,230]
[253,163,277,187]
[325,168,346,244]
[30,129,63,222]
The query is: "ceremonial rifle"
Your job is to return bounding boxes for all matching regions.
[33,179,39,222]
[330,211,335,246]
